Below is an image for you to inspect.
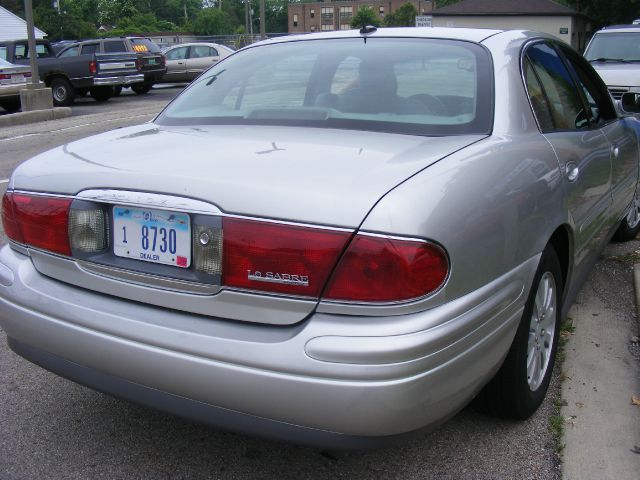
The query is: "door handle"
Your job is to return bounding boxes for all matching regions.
[566,162,579,182]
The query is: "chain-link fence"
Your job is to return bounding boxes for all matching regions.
[147,33,291,51]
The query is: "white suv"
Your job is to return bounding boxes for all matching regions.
[584,25,640,100]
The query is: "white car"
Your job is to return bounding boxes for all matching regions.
[0,58,31,112]
[160,42,233,83]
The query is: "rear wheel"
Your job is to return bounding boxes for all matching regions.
[612,188,640,242]
[112,85,123,96]
[49,77,75,106]
[0,98,21,113]
[131,82,152,94]
[474,245,562,419]
[89,86,112,102]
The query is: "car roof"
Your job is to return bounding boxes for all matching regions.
[594,25,640,33]
[254,27,550,47]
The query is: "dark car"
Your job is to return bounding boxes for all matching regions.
[58,37,166,94]
[0,38,143,106]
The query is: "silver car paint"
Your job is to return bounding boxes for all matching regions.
[0,28,638,443]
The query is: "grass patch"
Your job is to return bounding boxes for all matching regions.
[550,316,574,455]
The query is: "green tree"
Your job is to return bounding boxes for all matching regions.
[350,5,380,29]
[384,2,417,27]
[193,7,234,34]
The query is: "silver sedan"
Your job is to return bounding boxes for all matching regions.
[0,58,31,112]
[1,27,639,448]
[160,42,233,83]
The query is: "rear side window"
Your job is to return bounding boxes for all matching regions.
[81,44,99,55]
[0,46,6,60]
[525,43,585,131]
[190,45,214,58]
[104,41,126,53]
[129,38,161,53]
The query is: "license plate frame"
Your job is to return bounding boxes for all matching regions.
[113,206,191,268]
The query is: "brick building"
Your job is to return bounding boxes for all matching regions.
[288,0,435,33]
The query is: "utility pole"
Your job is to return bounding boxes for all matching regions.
[21,0,53,111]
[259,0,265,39]
[24,0,39,87]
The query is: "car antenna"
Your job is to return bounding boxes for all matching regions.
[360,24,377,35]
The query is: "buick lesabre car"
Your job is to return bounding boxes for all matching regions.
[1,27,639,448]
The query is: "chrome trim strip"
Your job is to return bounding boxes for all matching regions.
[76,189,223,215]
[12,190,74,199]
[224,214,353,233]
[77,261,221,295]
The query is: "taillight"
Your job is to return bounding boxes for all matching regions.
[135,59,141,71]
[323,234,448,302]
[2,192,72,256]
[222,217,351,297]
[89,60,97,75]
[0,74,10,80]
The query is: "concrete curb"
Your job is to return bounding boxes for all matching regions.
[560,264,640,479]
[0,107,72,128]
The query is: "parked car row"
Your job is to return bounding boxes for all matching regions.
[0,37,236,112]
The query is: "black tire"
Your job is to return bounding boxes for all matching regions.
[131,83,152,95]
[473,245,563,419]
[75,88,89,97]
[0,98,21,113]
[112,85,123,96]
[89,86,112,103]
[612,188,640,242]
[49,76,75,106]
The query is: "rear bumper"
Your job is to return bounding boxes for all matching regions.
[0,245,532,446]
[0,83,25,99]
[93,74,145,86]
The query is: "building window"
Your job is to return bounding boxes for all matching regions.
[310,9,315,18]
[321,7,334,20]
[340,6,353,20]
[321,23,334,31]
[311,25,316,32]
[293,14,298,27]
[340,23,350,30]
[379,6,384,16]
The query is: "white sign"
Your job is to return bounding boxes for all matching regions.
[415,15,433,28]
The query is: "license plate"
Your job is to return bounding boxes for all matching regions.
[11,74,25,84]
[113,206,191,268]
[147,58,156,65]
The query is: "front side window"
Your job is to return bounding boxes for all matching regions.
[190,45,213,58]
[58,46,79,57]
[157,38,493,136]
[166,46,188,60]
[560,45,617,127]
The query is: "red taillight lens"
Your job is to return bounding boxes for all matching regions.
[2,192,23,243]
[89,61,97,75]
[0,74,10,80]
[2,193,72,256]
[222,217,351,297]
[323,234,448,302]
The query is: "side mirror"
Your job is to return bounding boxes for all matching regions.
[620,92,640,114]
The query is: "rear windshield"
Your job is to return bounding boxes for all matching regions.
[129,38,161,53]
[584,32,640,62]
[156,38,493,136]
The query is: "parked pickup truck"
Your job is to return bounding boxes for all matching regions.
[0,39,144,106]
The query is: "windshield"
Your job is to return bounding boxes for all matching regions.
[156,38,493,136]
[584,32,640,61]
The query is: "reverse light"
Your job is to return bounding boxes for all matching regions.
[323,234,449,303]
[2,192,72,256]
[222,217,351,297]
[68,205,108,253]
